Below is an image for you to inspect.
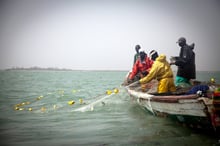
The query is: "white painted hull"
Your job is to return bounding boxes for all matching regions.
[124,80,220,131]
[127,88,207,117]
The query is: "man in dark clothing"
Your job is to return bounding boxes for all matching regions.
[170,37,196,86]
[133,44,141,65]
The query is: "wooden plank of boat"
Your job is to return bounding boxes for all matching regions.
[127,88,199,102]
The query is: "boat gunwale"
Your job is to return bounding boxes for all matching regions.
[127,88,201,103]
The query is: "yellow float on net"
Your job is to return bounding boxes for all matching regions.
[14,106,19,110]
[211,77,215,83]
[113,88,119,94]
[106,90,112,95]
[53,105,57,109]
[68,100,75,105]
[36,95,43,100]
[15,103,22,107]
[79,99,83,104]
[41,107,46,112]
[19,108,24,111]
[72,89,80,93]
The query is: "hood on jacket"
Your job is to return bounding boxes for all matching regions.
[156,54,170,70]
[156,54,166,62]
[189,43,195,50]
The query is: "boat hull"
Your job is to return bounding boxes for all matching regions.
[126,88,216,131]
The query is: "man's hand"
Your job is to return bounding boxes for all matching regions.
[127,78,133,84]
[170,56,176,65]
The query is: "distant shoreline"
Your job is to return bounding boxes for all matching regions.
[5,67,73,71]
[3,67,128,72]
[1,67,219,72]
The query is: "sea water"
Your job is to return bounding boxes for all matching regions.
[0,70,220,146]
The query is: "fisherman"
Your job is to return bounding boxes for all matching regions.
[127,49,154,83]
[170,37,196,87]
[133,44,141,65]
[149,50,159,61]
[122,44,141,86]
[139,54,176,93]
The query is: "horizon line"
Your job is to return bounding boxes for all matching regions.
[1,67,219,72]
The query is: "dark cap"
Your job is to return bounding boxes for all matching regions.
[176,37,186,43]
[135,45,141,51]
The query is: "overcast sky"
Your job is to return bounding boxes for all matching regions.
[0,0,220,71]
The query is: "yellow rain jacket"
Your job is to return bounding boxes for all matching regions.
[139,54,176,93]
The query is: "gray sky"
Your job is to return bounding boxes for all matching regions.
[0,0,220,71]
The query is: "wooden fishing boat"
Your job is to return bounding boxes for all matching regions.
[125,80,220,132]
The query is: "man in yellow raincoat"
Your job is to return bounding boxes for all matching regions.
[139,54,176,93]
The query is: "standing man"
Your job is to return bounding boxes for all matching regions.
[133,44,141,65]
[122,44,142,86]
[170,37,196,86]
